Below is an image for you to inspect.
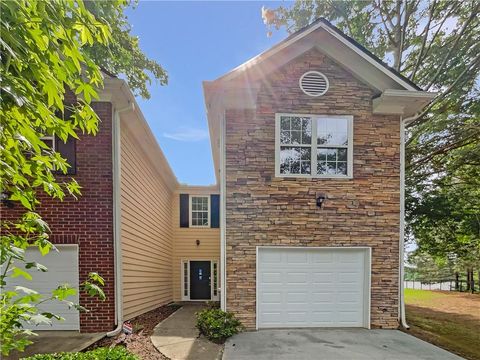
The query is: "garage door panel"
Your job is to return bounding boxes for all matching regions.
[261,272,283,284]
[286,292,308,303]
[286,311,308,324]
[312,252,334,263]
[286,252,308,264]
[6,246,80,331]
[258,247,369,329]
[261,291,282,303]
[286,272,308,284]
[311,272,335,284]
[260,312,283,325]
[311,292,335,303]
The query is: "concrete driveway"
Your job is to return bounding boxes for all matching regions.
[223,329,463,360]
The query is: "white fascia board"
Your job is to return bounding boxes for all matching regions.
[373,89,437,116]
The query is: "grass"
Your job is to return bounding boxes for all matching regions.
[405,288,446,302]
[404,289,480,360]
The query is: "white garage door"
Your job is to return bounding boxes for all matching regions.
[7,245,80,330]
[257,247,370,329]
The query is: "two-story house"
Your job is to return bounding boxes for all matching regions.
[204,18,435,330]
[4,18,435,334]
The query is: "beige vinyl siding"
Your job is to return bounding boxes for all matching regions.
[120,124,174,320]
[172,187,221,301]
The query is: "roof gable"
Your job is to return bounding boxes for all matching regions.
[213,18,420,94]
[203,18,437,183]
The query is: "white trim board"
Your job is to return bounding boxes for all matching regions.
[181,259,220,302]
[274,113,354,179]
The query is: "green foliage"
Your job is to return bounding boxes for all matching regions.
[0,0,163,356]
[206,300,220,309]
[83,1,168,99]
[21,346,138,360]
[196,308,243,343]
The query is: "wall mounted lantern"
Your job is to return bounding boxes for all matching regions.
[316,193,326,208]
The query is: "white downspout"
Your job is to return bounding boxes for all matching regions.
[219,110,227,311]
[399,116,409,329]
[107,102,134,337]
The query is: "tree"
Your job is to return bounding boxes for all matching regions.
[262,0,480,287]
[0,0,167,355]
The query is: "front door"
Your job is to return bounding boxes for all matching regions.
[190,261,211,300]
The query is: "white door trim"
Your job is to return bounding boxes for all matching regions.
[181,259,220,301]
[255,246,371,330]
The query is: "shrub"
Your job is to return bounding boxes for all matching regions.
[206,301,220,309]
[21,346,138,360]
[196,308,243,343]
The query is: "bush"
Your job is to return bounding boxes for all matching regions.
[206,301,220,309]
[196,308,243,343]
[21,346,138,360]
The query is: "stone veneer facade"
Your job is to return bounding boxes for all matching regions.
[224,49,401,329]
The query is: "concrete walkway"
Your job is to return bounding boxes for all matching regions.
[223,329,463,360]
[7,331,104,360]
[151,304,223,360]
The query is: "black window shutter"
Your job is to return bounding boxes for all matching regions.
[180,194,189,228]
[210,194,220,228]
[55,135,76,175]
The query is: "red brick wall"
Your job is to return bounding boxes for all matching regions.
[1,100,116,332]
[225,49,401,329]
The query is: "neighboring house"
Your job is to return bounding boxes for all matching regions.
[2,77,220,333]
[2,18,436,335]
[203,18,435,330]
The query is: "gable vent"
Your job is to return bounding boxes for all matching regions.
[299,71,329,97]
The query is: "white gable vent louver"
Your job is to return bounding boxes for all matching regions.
[299,71,329,97]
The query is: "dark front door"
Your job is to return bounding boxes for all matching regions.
[190,261,211,300]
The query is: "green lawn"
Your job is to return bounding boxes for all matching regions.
[404,289,480,360]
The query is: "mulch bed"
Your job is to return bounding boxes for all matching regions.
[86,303,182,360]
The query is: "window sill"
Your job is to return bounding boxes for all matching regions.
[274,174,353,180]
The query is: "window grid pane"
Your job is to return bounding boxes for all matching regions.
[183,262,188,297]
[317,147,348,175]
[280,146,311,175]
[191,196,209,226]
[278,115,351,177]
[213,262,218,296]
[280,116,312,146]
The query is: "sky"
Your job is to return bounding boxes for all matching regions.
[125,1,290,185]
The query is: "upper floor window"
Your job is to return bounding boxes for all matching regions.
[41,135,56,152]
[275,114,353,178]
[190,196,210,227]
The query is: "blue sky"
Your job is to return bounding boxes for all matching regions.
[125,1,289,185]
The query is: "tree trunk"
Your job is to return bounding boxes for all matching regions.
[466,270,471,291]
[469,269,475,293]
[455,272,459,291]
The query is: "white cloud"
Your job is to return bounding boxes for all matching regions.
[163,127,209,142]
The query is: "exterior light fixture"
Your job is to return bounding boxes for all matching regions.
[316,193,326,208]
[196,239,200,246]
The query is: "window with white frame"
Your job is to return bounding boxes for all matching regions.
[41,135,56,153]
[190,196,210,227]
[276,114,353,178]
